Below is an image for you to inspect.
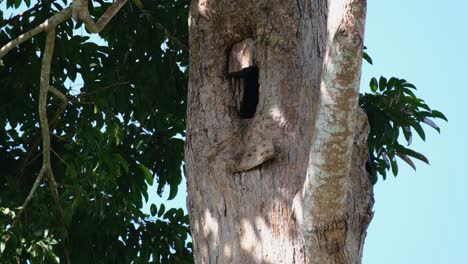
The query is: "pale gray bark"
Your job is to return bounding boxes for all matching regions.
[185,0,373,263]
[298,0,369,262]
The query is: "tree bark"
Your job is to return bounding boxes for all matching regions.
[185,0,373,263]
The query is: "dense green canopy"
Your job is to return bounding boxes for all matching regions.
[1,0,192,262]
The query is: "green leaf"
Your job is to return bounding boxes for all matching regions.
[387,77,398,90]
[142,190,149,203]
[397,147,429,164]
[431,110,448,121]
[139,164,154,185]
[401,87,417,98]
[363,51,373,65]
[370,77,378,92]
[402,126,412,145]
[396,153,416,170]
[422,117,440,133]
[168,182,179,200]
[150,204,158,216]
[114,153,129,173]
[402,82,417,89]
[382,152,390,167]
[158,204,166,217]
[390,156,398,176]
[0,241,5,254]
[411,122,426,141]
[379,76,387,91]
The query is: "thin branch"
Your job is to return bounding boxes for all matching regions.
[41,29,72,264]
[52,133,76,144]
[76,81,129,98]
[77,0,128,33]
[46,167,71,264]
[38,30,64,226]
[38,28,55,169]
[48,86,68,128]
[0,7,72,58]
[11,167,46,228]
[23,152,42,168]
[49,86,68,103]
[51,147,70,167]
[17,87,68,183]
[11,29,70,264]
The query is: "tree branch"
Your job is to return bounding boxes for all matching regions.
[11,28,64,224]
[48,86,68,128]
[40,28,72,264]
[76,81,129,98]
[38,27,54,174]
[11,28,71,264]
[76,0,128,33]
[11,167,47,228]
[17,87,68,183]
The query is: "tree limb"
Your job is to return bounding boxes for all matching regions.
[40,28,72,264]
[17,87,68,184]
[48,86,68,128]
[76,0,128,33]
[9,55,63,225]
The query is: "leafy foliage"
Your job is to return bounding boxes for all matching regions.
[1,0,192,262]
[360,53,447,183]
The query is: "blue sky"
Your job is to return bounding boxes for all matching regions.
[361,1,468,263]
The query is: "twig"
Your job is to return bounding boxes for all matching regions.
[76,81,129,98]
[48,86,68,130]
[51,147,70,167]
[11,167,46,228]
[23,152,42,168]
[52,133,76,144]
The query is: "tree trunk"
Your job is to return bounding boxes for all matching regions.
[185,0,373,263]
